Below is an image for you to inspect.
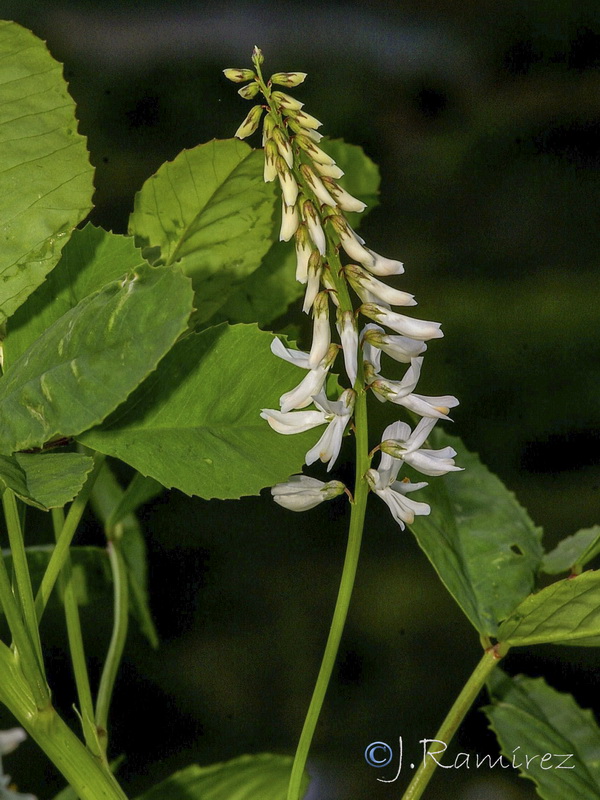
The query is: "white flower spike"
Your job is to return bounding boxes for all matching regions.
[380,419,463,477]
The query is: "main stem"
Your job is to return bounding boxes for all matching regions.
[401,646,505,800]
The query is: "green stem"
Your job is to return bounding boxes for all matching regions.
[51,507,104,763]
[2,489,45,672]
[0,509,50,710]
[401,646,505,800]
[0,640,128,800]
[35,453,105,621]
[95,539,129,755]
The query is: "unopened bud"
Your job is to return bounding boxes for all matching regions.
[300,164,337,207]
[252,46,264,66]
[287,117,323,143]
[272,126,294,169]
[235,105,264,139]
[238,81,260,99]
[271,90,304,111]
[264,139,278,182]
[270,72,308,88]
[223,68,255,83]
[289,109,323,130]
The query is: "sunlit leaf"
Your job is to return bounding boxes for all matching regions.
[0,22,94,323]
[408,431,543,637]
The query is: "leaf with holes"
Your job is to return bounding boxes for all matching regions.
[0,22,94,323]
[128,138,276,326]
[0,264,193,454]
[407,431,543,637]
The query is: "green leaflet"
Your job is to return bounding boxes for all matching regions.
[408,431,543,637]
[0,264,194,454]
[497,570,600,646]
[542,526,600,575]
[217,138,381,327]
[1,546,112,612]
[80,324,323,499]
[90,463,159,649]
[134,754,308,800]
[4,224,147,368]
[128,138,277,325]
[0,452,94,510]
[0,22,94,324]
[485,671,600,799]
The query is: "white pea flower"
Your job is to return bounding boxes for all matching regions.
[313,161,345,179]
[329,215,376,266]
[280,199,300,242]
[380,418,463,477]
[370,357,422,404]
[360,303,443,341]
[345,264,416,307]
[271,475,345,511]
[234,104,263,139]
[321,179,366,213]
[309,292,331,367]
[336,309,359,386]
[361,248,404,277]
[279,344,338,412]
[361,324,382,376]
[271,90,304,111]
[365,467,430,530]
[263,139,278,182]
[270,337,311,369]
[292,110,324,131]
[362,323,427,364]
[300,164,337,207]
[305,389,355,470]
[272,126,294,168]
[302,252,323,314]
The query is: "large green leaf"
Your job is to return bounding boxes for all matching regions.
[1,546,112,612]
[542,526,600,575]
[0,452,93,510]
[128,139,276,325]
[0,264,193,454]
[0,22,94,324]
[485,671,600,799]
[216,139,381,327]
[90,463,159,648]
[497,570,600,647]
[134,754,308,800]
[5,224,146,368]
[408,432,543,637]
[80,324,323,499]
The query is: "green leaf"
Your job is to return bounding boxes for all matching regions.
[128,139,277,325]
[497,570,600,646]
[0,22,94,324]
[1,546,112,612]
[134,754,308,800]
[485,671,600,799]
[0,264,194,454]
[90,463,159,648]
[408,431,543,637]
[0,452,94,510]
[80,324,322,499]
[542,526,600,575]
[216,139,381,327]
[5,224,147,368]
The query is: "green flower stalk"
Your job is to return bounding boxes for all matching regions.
[225,47,462,799]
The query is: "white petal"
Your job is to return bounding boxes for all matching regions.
[271,475,344,511]
[280,363,329,412]
[305,414,349,471]
[271,337,311,368]
[280,200,300,241]
[0,727,27,755]
[404,450,463,477]
[308,312,331,368]
[260,408,327,434]
[400,393,460,419]
[364,249,405,276]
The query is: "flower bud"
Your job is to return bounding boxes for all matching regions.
[300,164,337,207]
[238,81,260,99]
[336,309,359,386]
[262,112,276,146]
[280,199,300,242]
[290,109,323,130]
[272,126,294,169]
[287,117,324,142]
[294,224,312,283]
[235,104,264,139]
[309,292,331,368]
[276,156,299,206]
[295,135,335,165]
[302,200,327,255]
[252,46,264,66]
[271,90,304,111]
[223,68,255,83]
[263,139,278,182]
[270,71,308,88]
[302,251,323,313]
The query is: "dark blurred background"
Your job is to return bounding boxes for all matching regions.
[1,1,599,798]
